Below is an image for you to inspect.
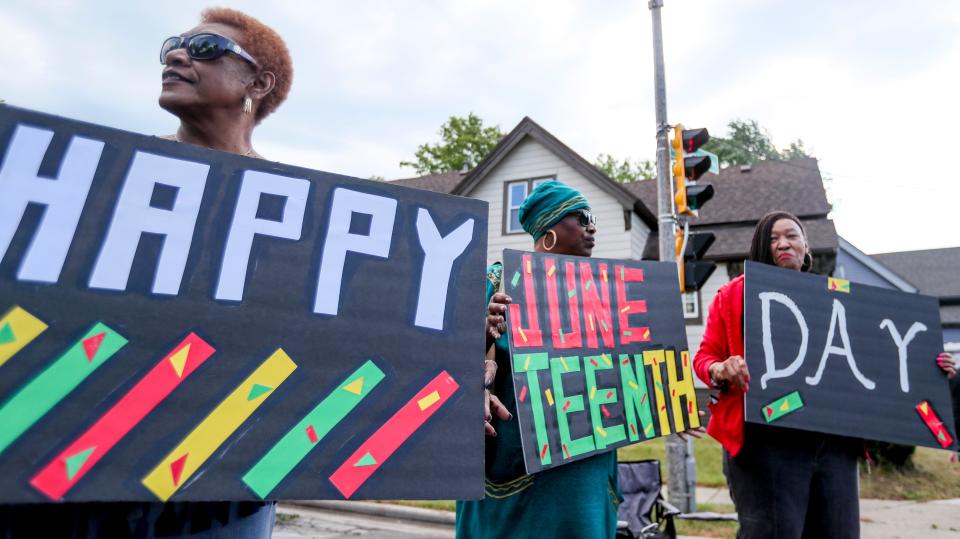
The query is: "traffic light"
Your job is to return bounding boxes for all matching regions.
[675,229,717,292]
[672,125,714,216]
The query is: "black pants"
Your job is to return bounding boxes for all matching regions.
[723,423,860,539]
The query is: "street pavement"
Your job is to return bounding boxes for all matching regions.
[274,491,960,539]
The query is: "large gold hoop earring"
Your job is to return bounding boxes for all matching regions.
[543,230,557,251]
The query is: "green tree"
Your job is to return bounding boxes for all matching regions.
[400,113,503,174]
[703,119,811,167]
[594,154,656,183]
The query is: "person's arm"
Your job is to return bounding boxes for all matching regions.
[694,286,750,392]
[694,288,727,388]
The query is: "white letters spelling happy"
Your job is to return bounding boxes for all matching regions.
[0,125,475,330]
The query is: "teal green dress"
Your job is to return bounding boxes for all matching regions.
[456,263,622,539]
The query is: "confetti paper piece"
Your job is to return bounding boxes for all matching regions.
[915,400,954,449]
[590,386,597,400]
[629,381,639,390]
[523,356,531,370]
[518,385,528,403]
[622,358,630,365]
[562,444,570,459]
[144,349,297,501]
[511,271,521,287]
[601,269,608,282]
[541,444,549,459]
[417,390,441,411]
[589,358,598,367]
[620,306,630,313]
[606,391,613,399]
[0,322,126,456]
[630,423,637,436]
[762,391,804,423]
[642,328,651,340]
[588,315,595,331]
[827,277,850,293]
[623,331,633,337]
[329,371,459,499]
[559,329,565,344]
[526,260,532,273]
[600,320,609,333]
[567,289,577,298]
[306,425,319,444]
[560,357,569,371]
[595,426,607,438]
[545,389,554,406]
[547,265,556,277]
[563,400,571,411]
[601,405,611,418]
[31,333,214,501]
[518,327,528,343]
[602,354,612,366]
[0,306,47,368]
[585,280,592,290]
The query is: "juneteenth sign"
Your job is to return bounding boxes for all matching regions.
[0,105,487,502]
[503,249,700,473]
[744,261,958,450]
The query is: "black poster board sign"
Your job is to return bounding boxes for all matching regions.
[744,261,957,450]
[0,105,487,502]
[503,249,700,473]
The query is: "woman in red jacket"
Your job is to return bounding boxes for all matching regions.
[694,211,956,538]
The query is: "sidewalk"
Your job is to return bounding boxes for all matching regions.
[691,487,960,538]
[284,490,960,539]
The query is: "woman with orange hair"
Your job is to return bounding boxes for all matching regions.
[0,8,292,538]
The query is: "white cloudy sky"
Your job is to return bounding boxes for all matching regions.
[2,0,958,254]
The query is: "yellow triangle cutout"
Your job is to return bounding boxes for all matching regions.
[920,402,929,415]
[169,344,192,378]
[780,400,790,412]
[343,377,364,395]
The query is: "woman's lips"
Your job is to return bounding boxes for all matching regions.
[777,252,795,261]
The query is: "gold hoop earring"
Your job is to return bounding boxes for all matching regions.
[243,96,253,114]
[543,230,557,251]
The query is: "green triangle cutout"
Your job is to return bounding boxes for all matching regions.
[247,383,272,401]
[0,323,14,344]
[354,452,377,467]
[65,446,96,480]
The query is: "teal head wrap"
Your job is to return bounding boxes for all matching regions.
[518,181,590,240]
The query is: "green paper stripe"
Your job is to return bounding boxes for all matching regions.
[243,360,385,498]
[511,271,521,288]
[0,323,126,455]
[762,391,804,423]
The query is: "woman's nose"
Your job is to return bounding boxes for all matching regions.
[164,47,192,67]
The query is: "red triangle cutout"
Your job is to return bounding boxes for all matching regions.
[82,333,107,362]
[170,454,188,486]
[765,406,773,417]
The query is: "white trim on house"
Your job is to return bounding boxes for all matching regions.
[836,237,916,292]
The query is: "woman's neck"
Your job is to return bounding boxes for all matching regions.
[175,112,255,156]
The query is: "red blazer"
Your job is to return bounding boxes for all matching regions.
[693,274,746,457]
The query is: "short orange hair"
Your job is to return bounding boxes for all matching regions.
[201,7,293,122]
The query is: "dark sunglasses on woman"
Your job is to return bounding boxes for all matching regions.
[160,33,258,66]
[572,209,597,227]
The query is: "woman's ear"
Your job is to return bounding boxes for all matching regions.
[248,70,276,102]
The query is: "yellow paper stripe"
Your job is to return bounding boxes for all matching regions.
[560,357,569,372]
[142,349,297,501]
[545,388,554,406]
[0,306,48,368]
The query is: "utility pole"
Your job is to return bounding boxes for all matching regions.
[649,0,697,513]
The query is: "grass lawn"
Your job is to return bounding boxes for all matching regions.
[616,436,727,487]
[860,446,960,500]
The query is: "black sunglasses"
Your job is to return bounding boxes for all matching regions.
[571,209,597,228]
[160,33,258,66]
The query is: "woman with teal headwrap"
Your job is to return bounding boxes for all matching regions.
[455,181,621,539]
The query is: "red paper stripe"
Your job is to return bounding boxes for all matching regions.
[329,371,459,499]
[31,334,214,500]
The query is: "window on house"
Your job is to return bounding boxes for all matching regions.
[682,290,700,319]
[504,177,555,234]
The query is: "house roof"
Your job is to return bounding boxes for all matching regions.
[389,171,465,193]
[389,117,658,229]
[871,247,960,325]
[630,158,838,260]
[837,237,917,292]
